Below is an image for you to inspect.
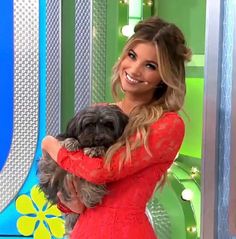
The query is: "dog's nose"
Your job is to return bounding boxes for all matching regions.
[94,134,107,146]
[94,136,102,144]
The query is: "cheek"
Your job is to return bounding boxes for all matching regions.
[148,72,162,84]
[118,63,126,80]
[118,63,124,74]
[119,58,130,70]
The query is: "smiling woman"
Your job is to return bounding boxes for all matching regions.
[42,16,191,239]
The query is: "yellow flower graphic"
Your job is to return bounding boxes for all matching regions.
[16,185,65,239]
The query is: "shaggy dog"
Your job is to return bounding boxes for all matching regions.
[38,104,128,235]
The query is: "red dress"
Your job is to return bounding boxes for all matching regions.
[57,112,185,239]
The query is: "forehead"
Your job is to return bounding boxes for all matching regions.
[131,42,157,61]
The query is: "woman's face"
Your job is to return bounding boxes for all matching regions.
[119,42,162,100]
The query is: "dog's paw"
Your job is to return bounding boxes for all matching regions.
[84,146,106,157]
[62,138,80,151]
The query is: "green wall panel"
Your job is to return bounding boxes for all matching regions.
[61,0,75,131]
[154,0,206,55]
[105,1,128,102]
[154,1,206,159]
[180,78,204,159]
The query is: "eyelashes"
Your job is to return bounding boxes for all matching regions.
[128,50,136,60]
[127,50,158,70]
[146,63,157,70]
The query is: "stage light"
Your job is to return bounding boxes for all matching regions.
[187,226,197,233]
[181,188,194,201]
[120,0,129,4]
[121,25,134,38]
[191,166,200,177]
[147,0,153,7]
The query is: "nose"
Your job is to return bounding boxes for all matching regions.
[94,135,103,145]
[129,62,142,77]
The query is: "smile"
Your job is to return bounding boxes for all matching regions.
[125,72,141,84]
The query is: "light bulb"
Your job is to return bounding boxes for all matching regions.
[187,226,197,233]
[191,167,200,177]
[121,25,134,38]
[147,0,153,6]
[181,188,194,201]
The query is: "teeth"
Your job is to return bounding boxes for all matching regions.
[126,73,139,83]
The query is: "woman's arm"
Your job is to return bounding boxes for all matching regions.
[42,113,184,184]
[41,135,62,160]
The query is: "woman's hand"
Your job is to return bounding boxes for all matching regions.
[57,177,86,214]
[41,135,62,162]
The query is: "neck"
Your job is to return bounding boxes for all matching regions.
[117,97,150,115]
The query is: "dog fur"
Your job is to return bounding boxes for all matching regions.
[37,104,128,235]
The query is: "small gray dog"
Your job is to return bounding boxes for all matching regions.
[37,104,128,235]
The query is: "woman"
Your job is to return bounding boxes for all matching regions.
[42,16,191,239]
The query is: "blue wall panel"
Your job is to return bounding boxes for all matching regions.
[0,0,50,237]
[0,0,13,171]
[217,0,236,238]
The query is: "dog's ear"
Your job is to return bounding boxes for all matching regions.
[109,105,129,137]
[64,115,81,138]
[111,105,129,124]
[66,109,88,138]
[121,111,129,124]
[55,115,79,140]
[117,112,129,134]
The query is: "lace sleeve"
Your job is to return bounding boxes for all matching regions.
[57,200,74,213]
[57,113,185,184]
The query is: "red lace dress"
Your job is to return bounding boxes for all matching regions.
[57,112,185,239]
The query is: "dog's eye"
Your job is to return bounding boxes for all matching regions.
[84,123,94,128]
[103,122,114,130]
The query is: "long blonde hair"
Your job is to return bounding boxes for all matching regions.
[105,17,192,169]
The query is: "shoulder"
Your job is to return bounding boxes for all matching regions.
[161,112,184,123]
[147,112,185,154]
[151,112,185,133]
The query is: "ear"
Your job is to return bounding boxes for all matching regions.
[65,115,80,138]
[116,112,129,137]
[120,113,129,129]
[109,105,129,134]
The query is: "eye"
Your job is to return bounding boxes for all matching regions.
[146,63,157,70]
[83,122,94,128]
[103,122,114,130]
[128,50,136,60]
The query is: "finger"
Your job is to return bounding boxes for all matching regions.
[57,191,67,204]
[65,176,77,194]
[71,176,80,196]
[64,176,79,200]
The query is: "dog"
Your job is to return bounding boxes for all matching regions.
[37,104,128,235]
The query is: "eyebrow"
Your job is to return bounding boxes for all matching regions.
[129,49,158,66]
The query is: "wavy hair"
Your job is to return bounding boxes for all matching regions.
[105,16,192,169]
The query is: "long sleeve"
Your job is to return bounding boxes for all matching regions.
[57,112,185,184]
[57,200,74,213]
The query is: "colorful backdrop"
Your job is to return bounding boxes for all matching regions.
[0,1,205,239]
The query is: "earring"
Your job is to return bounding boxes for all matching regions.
[157,82,165,89]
